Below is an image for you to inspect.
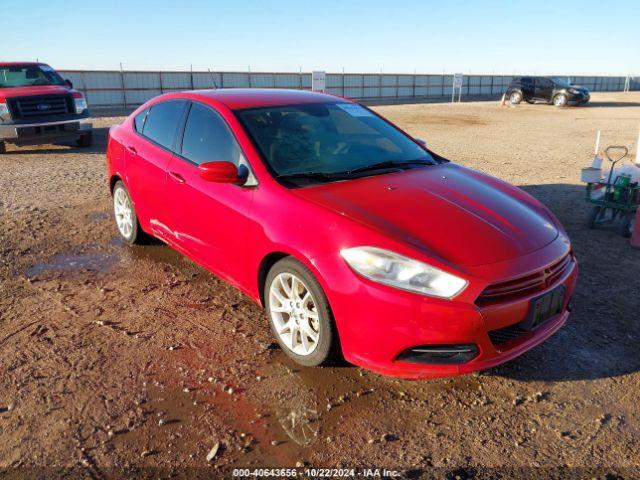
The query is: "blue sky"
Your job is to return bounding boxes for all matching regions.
[1,0,638,74]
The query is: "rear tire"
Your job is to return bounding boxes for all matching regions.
[76,132,93,148]
[264,257,340,367]
[509,91,522,105]
[112,181,148,245]
[0,141,6,154]
[553,93,568,107]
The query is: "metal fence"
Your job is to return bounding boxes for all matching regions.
[58,69,639,108]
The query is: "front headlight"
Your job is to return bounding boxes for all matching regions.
[569,88,581,95]
[0,102,9,118]
[74,97,88,114]
[340,246,468,299]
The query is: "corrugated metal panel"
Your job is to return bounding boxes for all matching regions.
[124,72,161,89]
[192,72,221,89]
[86,90,124,107]
[398,86,413,97]
[381,75,397,87]
[344,87,363,98]
[125,89,161,105]
[428,86,444,96]
[325,74,342,88]
[363,86,381,97]
[363,75,380,87]
[161,72,191,89]
[381,87,396,97]
[415,86,428,96]
[273,74,301,88]
[397,75,413,87]
[250,74,275,88]
[344,75,363,87]
[222,73,250,88]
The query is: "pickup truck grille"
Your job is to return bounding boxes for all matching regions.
[7,94,74,120]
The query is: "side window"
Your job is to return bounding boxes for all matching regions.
[134,107,149,133]
[180,102,240,165]
[142,100,187,151]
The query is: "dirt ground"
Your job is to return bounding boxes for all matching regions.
[1,92,639,480]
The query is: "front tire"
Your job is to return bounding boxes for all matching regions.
[265,258,339,367]
[0,141,6,154]
[553,93,568,107]
[509,91,522,104]
[112,181,147,245]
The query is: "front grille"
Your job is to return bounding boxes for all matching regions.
[488,324,529,346]
[476,254,572,306]
[7,94,74,120]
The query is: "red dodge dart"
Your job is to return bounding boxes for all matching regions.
[106,89,578,379]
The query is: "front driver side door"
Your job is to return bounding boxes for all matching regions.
[165,101,255,288]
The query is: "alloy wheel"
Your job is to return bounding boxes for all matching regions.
[268,272,320,356]
[113,187,134,239]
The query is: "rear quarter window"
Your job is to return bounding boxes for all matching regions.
[141,100,187,151]
[134,108,149,133]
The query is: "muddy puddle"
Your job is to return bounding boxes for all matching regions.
[25,252,120,279]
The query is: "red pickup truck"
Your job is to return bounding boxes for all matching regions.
[0,62,93,153]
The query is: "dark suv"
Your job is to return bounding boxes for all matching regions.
[506,76,590,107]
[0,62,93,153]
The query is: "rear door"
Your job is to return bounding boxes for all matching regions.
[124,100,187,239]
[534,78,554,101]
[520,77,534,99]
[165,101,255,286]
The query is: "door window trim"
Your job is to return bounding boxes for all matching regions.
[132,99,189,155]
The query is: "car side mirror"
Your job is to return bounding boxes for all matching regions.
[64,79,73,89]
[198,161,242,184]
[414,137,427,148]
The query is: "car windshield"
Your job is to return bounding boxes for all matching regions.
[0,64,66,88]
[235,102,435,184]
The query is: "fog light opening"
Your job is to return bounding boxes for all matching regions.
[396,344,479,365]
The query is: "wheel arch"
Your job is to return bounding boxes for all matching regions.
[257,251,292,306]
[109,174,122,194]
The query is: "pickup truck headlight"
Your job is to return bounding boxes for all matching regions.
[569,88,581,95]
[74,97,88,114]
[0,102,9,119]
[340,246,468,299]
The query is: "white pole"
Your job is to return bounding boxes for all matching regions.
[594,129,601,156]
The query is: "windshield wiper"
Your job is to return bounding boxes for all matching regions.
[276,171,347,181]
[338,159,434,175]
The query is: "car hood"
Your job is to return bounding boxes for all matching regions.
[0,85,72,102]
[293,163,559,266]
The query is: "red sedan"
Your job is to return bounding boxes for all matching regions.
[106,89,577,379]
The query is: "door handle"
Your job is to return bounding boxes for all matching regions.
[126,145,137,154]
[169,171,186,184]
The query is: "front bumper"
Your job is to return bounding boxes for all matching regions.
[0,116,93,144]
[568,92,590,104]
[312,237,578,379]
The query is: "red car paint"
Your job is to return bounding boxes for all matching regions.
[107,89,578,379]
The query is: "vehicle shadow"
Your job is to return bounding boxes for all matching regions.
[581,100,640,108]
[3,126,109,155]
[485,182,640,382]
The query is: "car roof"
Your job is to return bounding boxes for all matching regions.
[178,88,348,110]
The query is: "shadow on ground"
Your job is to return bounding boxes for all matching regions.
[3,126,109,155]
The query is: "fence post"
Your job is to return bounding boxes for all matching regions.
[120,63,126,109]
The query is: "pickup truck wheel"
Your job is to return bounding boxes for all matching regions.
[76,132,93,148]
[0,141,6,154]
[509,91,522,104]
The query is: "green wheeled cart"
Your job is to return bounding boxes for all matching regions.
[586,146,640,237]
